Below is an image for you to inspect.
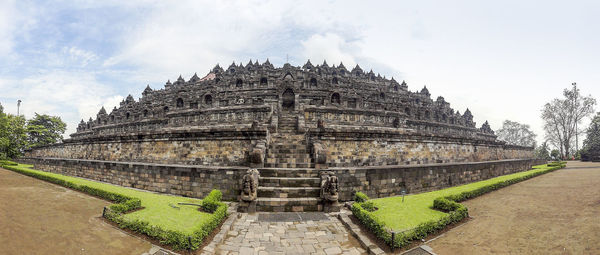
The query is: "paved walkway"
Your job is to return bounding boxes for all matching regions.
[425,161,600,254]
[0,168,154,255]
[204,212,365,255]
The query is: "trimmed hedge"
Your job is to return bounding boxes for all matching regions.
[0,160,17,166]
[1,162,228,251]
[352,163,566,249]
[354,191,369,203]
[1,163,142,213]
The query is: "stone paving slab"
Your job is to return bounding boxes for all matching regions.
[203,212,365,255]
[258,212,330,222]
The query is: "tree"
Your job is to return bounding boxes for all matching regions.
[541,83,596,159]
[26,113,67,147]
[535,141,551,160]
[550,149,560,160]
[495,120,537,147]
[0,103,28,159]
[581,112,600,161]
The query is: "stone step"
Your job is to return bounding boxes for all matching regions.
[259,168,321,178]
[258,186,321,198]
[268,147,306,151]
[265,159,312,165]
[256,197,322,212]
[264,163,314,168]
[270,138,304,141]
[259,177,321,187]
[267,146,307,152]
[266,152,311,157]
[266,153,310,158]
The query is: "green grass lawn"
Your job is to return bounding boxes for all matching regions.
[3,164,211,235]
[371,164,556,232]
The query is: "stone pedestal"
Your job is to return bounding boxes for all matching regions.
[238,200,257,213]
[323,201,341,213]
[315,163,328,169]
[249,162,264,168]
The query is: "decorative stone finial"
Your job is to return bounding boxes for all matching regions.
[143,84,153,95]
[420,86,430,96]
[176,75,185,84]
[351,64,363,74]
[212,64,223,73]
[262,58,273,68]
[125,94,135,103]
[480,121,494,134]
[189,73,200,82]
[303,59,314,69]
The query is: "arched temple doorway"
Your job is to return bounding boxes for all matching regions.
[282,88,295,111]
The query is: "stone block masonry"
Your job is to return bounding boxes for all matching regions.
[19,157,249,200]
[331,158,547,201]
[27,128,266,166]
[19,157,545,201]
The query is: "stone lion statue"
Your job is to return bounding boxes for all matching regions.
[320,171,339,202]
[240,169,259,202]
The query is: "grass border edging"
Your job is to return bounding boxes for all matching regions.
[351,162,566,249]
[0,162,228,251]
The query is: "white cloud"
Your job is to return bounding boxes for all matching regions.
[300,33,358,67]
[0,0,18,56]
[0,71,122,138]
[63,46,98,67]
[103,0,296,81]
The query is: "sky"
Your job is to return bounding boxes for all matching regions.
[0,0,599,147]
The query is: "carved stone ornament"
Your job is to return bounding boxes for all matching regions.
[320,171,339,202]
[240,169,259,202]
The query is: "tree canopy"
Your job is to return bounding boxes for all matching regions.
[0,104,66,159]
[581,113,600,161]
[535,141,551,160]
[0,104,28,159]
[541,83,596,159]
[26,113,67,147]
[495,120,537,147]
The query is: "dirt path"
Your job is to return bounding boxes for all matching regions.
[426,161,600,255]
[0,168,152,255]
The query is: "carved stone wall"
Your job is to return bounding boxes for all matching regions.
[27,129,266,166]
[18,157,546,202]
[18,157,247,200]
[331,158,547,201]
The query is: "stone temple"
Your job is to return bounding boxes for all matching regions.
[23,59,542,212]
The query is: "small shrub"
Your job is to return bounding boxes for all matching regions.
[361,201,377,212]
[201,189,223,213]
[354,191,369,203]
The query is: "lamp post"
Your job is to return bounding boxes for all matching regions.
[17,100,21,116]
[573,82,578,155]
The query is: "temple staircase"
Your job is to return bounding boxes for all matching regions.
[255,113,324,212]
[256,168,322,212]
